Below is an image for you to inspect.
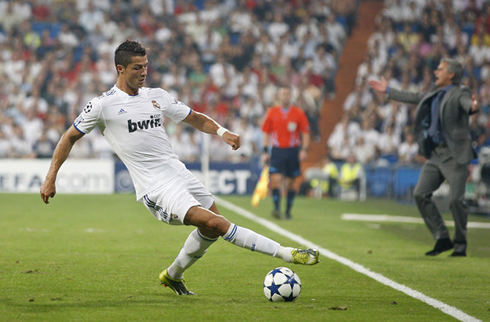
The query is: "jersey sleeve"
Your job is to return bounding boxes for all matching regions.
[73,99,102,134]
[158,88,192,123]
[261,109,273,133]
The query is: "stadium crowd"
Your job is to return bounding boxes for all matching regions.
[328,0,490,167]
[1,0,488,169]
[0,0,355,162]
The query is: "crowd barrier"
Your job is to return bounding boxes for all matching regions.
[0,159,260,195]
[1,159,467,201]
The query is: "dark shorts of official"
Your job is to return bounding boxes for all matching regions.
[269,147,301,178]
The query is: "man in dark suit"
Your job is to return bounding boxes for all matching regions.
[369,58,478,257]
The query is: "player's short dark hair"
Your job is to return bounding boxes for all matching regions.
[114,40,147,72]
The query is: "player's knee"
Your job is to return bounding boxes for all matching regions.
[206,215,230,236]
[185,206,230,235]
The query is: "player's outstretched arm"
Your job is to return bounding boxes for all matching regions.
[182,110,241,150]
[40,125,84,204]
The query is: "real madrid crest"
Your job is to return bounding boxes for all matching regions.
[152,100,161,110]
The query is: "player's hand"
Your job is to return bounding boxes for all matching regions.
[222,131,241,150]
[368,77,388,93]
[40,180,56,204]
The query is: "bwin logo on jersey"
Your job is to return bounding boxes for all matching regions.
[127,115,162,133]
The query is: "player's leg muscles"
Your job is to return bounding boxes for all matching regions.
[184,205,291,260]
[184,205,230,238]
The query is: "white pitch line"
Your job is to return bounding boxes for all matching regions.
[341,214,490,229]
[215,197,481,322]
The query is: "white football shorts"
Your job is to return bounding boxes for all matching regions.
[138,169,214,225]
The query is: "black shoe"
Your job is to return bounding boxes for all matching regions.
[450,251,466,257]
[285,213,292,220]
[271,209,281,219]
[425,238,453,256]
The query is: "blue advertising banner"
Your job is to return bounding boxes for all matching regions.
[114,161,261,195]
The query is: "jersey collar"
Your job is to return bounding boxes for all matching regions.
[114,84,140,97]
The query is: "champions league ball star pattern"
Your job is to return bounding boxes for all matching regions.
[263,267,301,302]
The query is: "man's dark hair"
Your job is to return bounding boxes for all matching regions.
[441,58,464,85]
[114,40,147,72]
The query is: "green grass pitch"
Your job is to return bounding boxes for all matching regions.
[1,193,489,321]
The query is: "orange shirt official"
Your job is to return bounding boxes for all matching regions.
[262,106,310,148]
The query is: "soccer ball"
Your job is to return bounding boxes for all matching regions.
[263,267,301,302]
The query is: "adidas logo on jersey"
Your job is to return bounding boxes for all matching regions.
[118,108,127,115]
[127,115,162,133]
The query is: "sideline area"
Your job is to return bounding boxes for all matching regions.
[215,197,481,322]
[341,214,490,229]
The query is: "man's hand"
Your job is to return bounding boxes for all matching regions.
[222,131,241,150]
[40,179,56,204]
[299,149,308,162]
[471,94,480,114]
[368,77,388,93]
[261,151,270,165]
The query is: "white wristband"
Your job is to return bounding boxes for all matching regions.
[217,127,229,138]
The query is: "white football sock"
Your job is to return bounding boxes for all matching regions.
[167,229,217,280]
[276,246,294,263]
[223,223,287,258]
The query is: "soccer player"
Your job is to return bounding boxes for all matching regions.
[262,86,310,219]
[40,40,319,295]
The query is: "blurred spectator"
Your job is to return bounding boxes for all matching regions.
[23,86,49,114]
[21,109,43,147]
[10,125,35,158]
[353,136,375,164]
[21,21,41,50]
[32,130,54,159]
[13,0,32,22]
[377,123,400,156]
[0,2,23,33]
[0,130,12,158]
[78,2,104,34]
[255,33,277,65]
[468,34,490,66]
[70,137,93,159]
[268,12,289,43]
[470,112,487,149]
[58,24,80,49]
[301,154,339,198]
[397,132,420,164]
[338,153,364,199]
[330,135,352,162]
[311,44,337,95]
[326,13,347,47]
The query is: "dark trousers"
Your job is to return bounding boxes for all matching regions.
[413,146,469,253]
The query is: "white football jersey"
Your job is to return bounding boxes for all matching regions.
[73,85,192,199]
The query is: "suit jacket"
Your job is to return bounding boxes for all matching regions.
[388,85,476,164]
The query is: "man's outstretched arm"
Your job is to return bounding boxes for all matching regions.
[40,125,84,204]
